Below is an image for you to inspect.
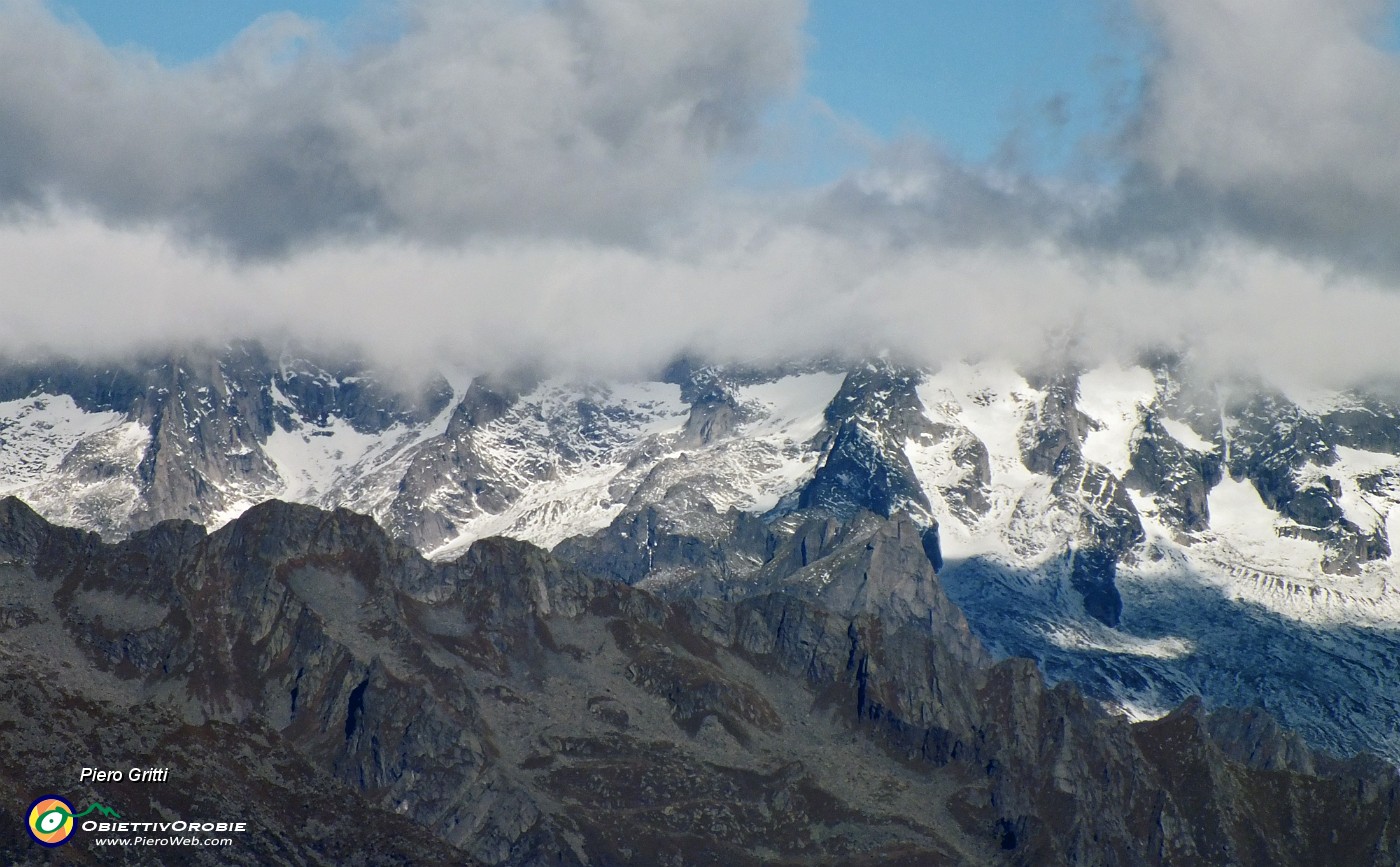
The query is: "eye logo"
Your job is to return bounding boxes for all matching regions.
[26,796,75,847]
[25,796,120,847]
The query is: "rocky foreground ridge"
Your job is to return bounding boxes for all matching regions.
[6,343,1400,769]
[1,496,1397,865]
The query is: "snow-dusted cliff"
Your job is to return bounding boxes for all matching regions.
[5,344,1400,762]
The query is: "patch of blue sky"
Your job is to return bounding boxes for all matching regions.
[794,0,1147,180]
[49,0,369,63]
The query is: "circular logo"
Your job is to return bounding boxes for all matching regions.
[26,795,75,847]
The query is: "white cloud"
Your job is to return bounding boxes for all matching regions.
[7,207,1400,390]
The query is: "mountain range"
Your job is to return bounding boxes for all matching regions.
[3,341,1399,864]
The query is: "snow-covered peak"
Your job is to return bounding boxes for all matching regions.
[8,348,1400,763]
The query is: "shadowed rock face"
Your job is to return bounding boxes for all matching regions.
[0,496,1395,866]
[0,671,470,867]
[798,363,936,522]
[1015,371,1145,627]
[1127,410,1223,532]
[1162,375,1399,574]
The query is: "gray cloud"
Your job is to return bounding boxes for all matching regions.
[0,0,801,256]
[1102,0,1400,271]
[4,0,1400,393]
[804,138,1081,251]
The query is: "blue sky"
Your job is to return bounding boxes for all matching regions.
[805,1,1138,168]
[54,0,1141,178]
[53,0,363,58]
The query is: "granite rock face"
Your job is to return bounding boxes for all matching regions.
[1162,375,1395,574]
[1,497,1396,866]
[1126,410,1223,533]
[0,344,451,538]
[11,345,1400,792]
[1015,371,1145,626]
[797,363,936,522]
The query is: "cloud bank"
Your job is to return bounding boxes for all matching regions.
[3,0,1400,389]
[1114,0,1400,270]
[0,0,801,253]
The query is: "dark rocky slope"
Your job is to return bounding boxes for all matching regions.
[0,496,1396,865]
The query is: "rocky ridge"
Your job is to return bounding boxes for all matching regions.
[1,496,1396,865]
[6,344,1400,767]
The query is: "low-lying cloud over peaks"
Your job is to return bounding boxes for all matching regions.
[9,207,1400,390]
[5,0,1400,388]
